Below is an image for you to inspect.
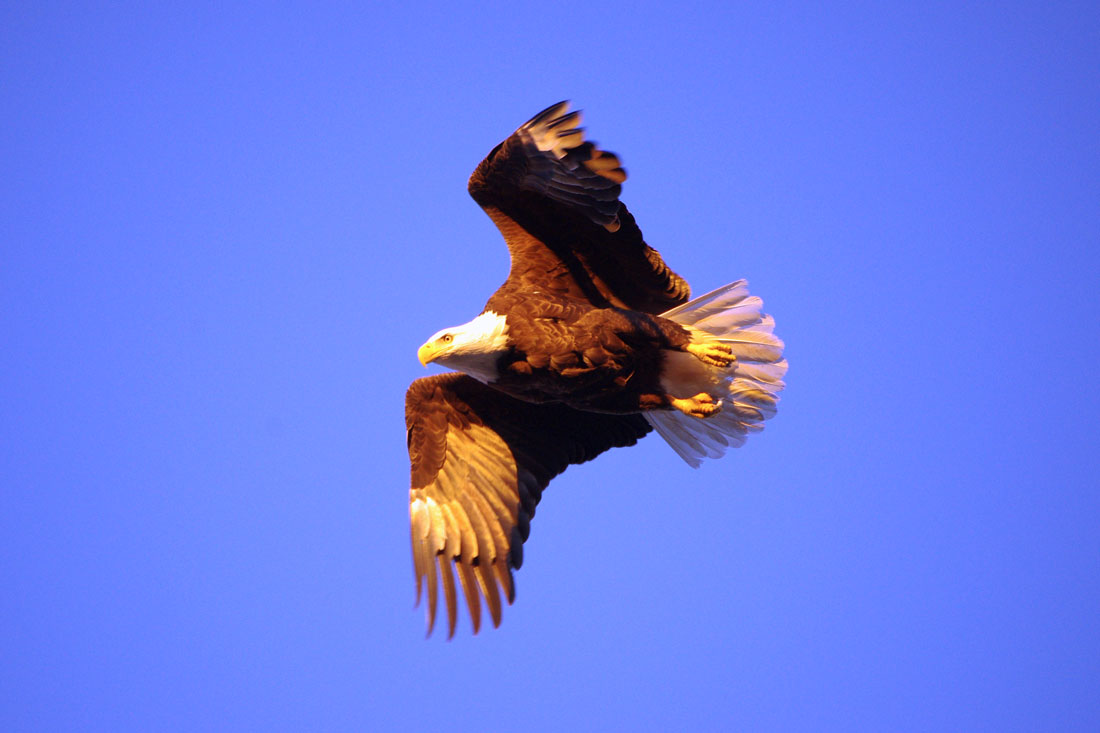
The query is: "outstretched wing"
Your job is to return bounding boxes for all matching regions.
[406,373,650,637]
[468,101,691,315]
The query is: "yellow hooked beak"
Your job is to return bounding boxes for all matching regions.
[417,341,439,367]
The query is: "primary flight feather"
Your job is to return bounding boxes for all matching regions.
[406,102,787,637]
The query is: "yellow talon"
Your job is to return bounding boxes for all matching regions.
[685,342,736,368]
[669,392,722,418]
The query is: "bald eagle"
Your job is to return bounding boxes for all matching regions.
[407,102,787,637]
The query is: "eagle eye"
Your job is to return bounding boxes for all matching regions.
[441,334,453,343]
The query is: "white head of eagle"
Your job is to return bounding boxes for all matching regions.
[417,310,510,384]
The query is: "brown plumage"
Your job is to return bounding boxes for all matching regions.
[407,102,787,637]
[407,374,649,638]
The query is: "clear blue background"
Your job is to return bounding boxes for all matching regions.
[3,2,1098,730]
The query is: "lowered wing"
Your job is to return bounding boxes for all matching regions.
[406,373,650,637]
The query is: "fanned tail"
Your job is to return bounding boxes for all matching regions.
[646,280,787,467]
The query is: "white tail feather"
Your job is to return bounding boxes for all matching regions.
[645,280,786,467]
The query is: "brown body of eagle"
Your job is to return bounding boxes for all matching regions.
[406,102,787,637]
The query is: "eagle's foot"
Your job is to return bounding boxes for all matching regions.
[669,392,722,419]
[686,342,736,369]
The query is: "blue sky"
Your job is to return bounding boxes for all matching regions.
[3,1,1098,730]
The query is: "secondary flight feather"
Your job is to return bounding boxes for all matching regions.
[406,102,788,637]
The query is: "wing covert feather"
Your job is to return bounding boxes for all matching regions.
[406,373,650,637]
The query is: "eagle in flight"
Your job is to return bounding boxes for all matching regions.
[406,102,787,637]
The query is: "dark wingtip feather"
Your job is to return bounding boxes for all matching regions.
[439,555,458,640]
[456,562,482,635]
[526,100,571,127]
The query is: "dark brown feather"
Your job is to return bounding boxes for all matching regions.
[482,296,695,415]
[406,373,650,635]
[467,102,690,315]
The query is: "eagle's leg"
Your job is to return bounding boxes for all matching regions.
[668,392,722,418]
[684,342,736,369]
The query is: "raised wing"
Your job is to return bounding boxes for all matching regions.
[406,373,650,637]
[468,101,691,315]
